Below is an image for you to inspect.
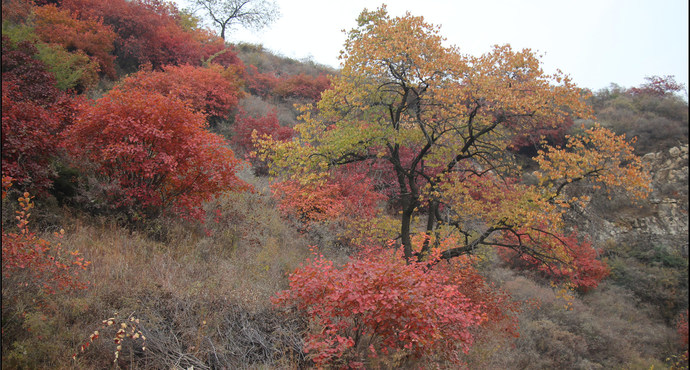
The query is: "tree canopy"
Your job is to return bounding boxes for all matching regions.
[262,5,649,277]
[264,7,652,363]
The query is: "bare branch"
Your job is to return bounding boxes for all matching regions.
[190,0,280,40]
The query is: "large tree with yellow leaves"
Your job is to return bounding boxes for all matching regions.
[262,6,649,279]
[262,6,652,365]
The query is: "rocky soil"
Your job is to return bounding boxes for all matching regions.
[569,145,688,256]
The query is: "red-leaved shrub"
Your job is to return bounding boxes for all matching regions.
[273,247,517,367]
[115,63,244,125]
[498,231,610,291]
[274,73,331,101]
[61,0,244,72]
[2,37,78,193]
[232,107,295,160]
[63,87,249,220]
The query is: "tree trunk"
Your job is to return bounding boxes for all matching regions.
[418,200,438,261]
[401,200,415,262]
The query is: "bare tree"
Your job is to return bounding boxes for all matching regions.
[190,0,279,40]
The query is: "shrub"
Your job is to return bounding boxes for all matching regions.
[2,38,78,194]
[116,63,244,126]
[245,64,278,98]
[270,169,383,225]
[498,231,610,291]
[33,4,117,78]
[231,106,293,173]
[1,0,33,23]
[2,35,63,104]
[63,87,249,220]
[274,73,331,101]
[274,247,518,367]
[589,79,688,154]
[2,184,90,295]
[36,43,100,92]
[61,0,244,73]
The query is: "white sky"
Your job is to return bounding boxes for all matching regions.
[179,0,689,93]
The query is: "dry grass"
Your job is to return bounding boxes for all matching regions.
[2,181,318,368]
[459,266,681,369]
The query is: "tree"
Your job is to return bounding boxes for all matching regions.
[189,0,279,40]
[261,6,649,280]
[265,7,651,365]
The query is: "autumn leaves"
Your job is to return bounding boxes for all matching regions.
[267,6,650,365]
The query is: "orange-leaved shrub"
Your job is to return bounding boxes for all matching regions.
[271,169,384,224]
[33,4,117,78]
[63,88,250,220]
[60,0,244,73]
[115,63,244,126]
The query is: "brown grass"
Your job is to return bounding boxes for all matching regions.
[2,181,317,368]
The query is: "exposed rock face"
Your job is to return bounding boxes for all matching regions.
[568,145,689,256]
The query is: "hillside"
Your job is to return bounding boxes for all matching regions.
[2,1,688,369]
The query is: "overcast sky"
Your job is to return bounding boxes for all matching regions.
[179,0,689,93]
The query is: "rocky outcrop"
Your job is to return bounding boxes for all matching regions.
[568,145,688,256]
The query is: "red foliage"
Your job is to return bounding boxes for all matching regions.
[273,247,516,367]
[629,75,685,97]
[197,34,245,68]
[245,65,279,98]
[350,145,442,202]
[274,73,331,101]
[33,4,118,78]
[116,64,243,125]
[63,87,249,219]
[498,231,610,291]
[1,0,33,23]
[60,0,243,72]
[2,37,77,193]
[231,107,293,169]
[2,36,62,104]
[271,169,383,224]
[678,309,689,347]
[508,116,574,155]
[2,184,90,294]
[245,68,331,102]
